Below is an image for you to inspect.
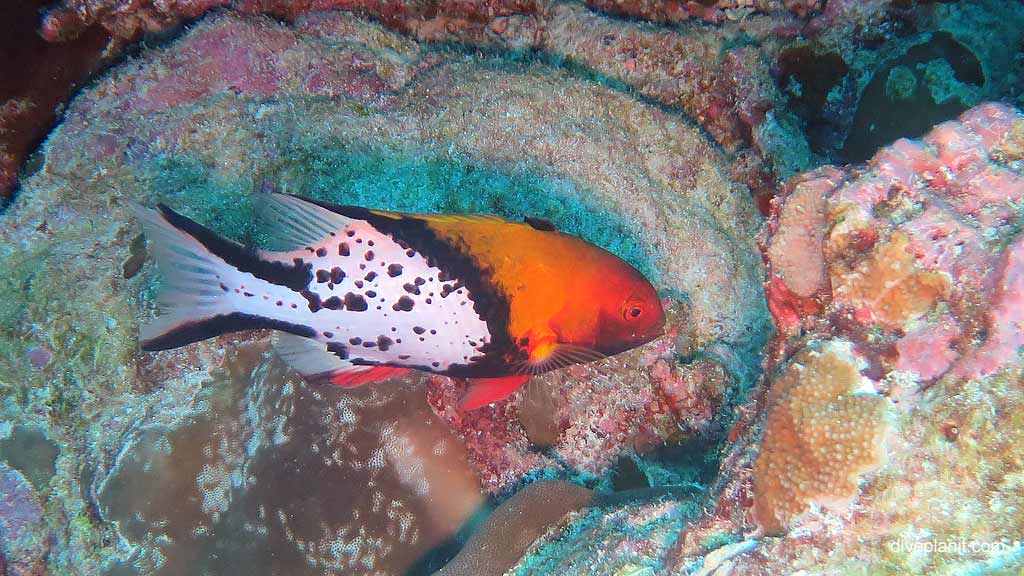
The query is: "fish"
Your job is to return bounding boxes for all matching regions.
[132,193,665,409]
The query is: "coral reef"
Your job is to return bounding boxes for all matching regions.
[1,9,767,574]
[509,102,1024,575]
[3,0,1024,573]
[764,102,1024,384]
[752,342,893,535]
[0,0,111,203]
[0,463,49,575]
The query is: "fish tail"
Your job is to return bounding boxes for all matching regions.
[132,203,299,351]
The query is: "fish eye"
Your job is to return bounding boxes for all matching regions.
[623,303,644,322]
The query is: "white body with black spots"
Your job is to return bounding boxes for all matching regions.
[134,193,491,383]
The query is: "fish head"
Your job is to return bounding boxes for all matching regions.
[591,259,665,356]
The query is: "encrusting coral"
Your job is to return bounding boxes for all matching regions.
[752,342,893,535]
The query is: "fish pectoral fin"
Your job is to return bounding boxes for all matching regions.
[460,375,532,410]
[254,192,358,252]
[516,343,606,375]
[273,332,411,387]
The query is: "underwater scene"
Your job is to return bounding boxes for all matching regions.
[1,0,1023,574]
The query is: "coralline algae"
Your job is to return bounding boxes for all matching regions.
[2,1,1024,575]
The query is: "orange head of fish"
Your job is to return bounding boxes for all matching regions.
[587,256,665,356]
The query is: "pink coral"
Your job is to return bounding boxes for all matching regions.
[764,102,1024,386]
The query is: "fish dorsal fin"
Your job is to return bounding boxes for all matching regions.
[272,332,411,387]
[255,193,358,251]
[415,213,508,227]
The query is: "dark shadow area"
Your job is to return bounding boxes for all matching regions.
[843,31,984,163]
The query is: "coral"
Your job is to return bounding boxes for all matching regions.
[95,341,487,575]
[0,463,49,576]
[436,479,595,576]
[764,102,1024,385]
[582,0,822,25]
[0,425,59,493]
[752,342,893,535]
[831,231,952,328]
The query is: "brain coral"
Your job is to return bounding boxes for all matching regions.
[753,342,893,534]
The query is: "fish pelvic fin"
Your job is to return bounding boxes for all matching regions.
[460,375,532,410]
[132,203,314,351]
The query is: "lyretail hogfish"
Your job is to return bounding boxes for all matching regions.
[134,193,664,408]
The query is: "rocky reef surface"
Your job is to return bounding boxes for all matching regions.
[0,1,1023,575]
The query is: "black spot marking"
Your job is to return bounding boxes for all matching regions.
[330,267,345,284]
[438,270,451,282]
[387,264,403,277]
[366,290,377,298]
[339,242,350,256]
[346,230,356,237]
[291,197,517,377]
[349,337,362,345]
[355,280,364,288]
[413,326,426,335]
[219,283,229,292]
[327,342,348,359]
[377,336,393,351]
[344,292,368,312]
[425,298,432,304]
[243,292,254,297]
[403,283,421,295]
[276,300,283,306]
[316,247,327,257]
[362,341,377,348]
[431,362,440,368]
[359,264,366,270]
[323,296,343,310]
[356,238,363,244]
[300,290,322,312]
[316,270,330,283]
[391,327,397,332]
[323,331,334,338]
[399,354,411,360]
[364,271,378,282]
[429,329,437,335]
[524,216,557,231]
[368,240,375,247]
[393,296,414,312]
[415,277,426,286]
[364,250,375,261]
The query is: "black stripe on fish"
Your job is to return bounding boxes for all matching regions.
[141,312,316,351]
[156,204,312,292]
[294,196,517,376]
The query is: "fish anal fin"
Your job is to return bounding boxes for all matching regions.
[273,332,411,387]
[330,366,412,388]
[460,375,531,410]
